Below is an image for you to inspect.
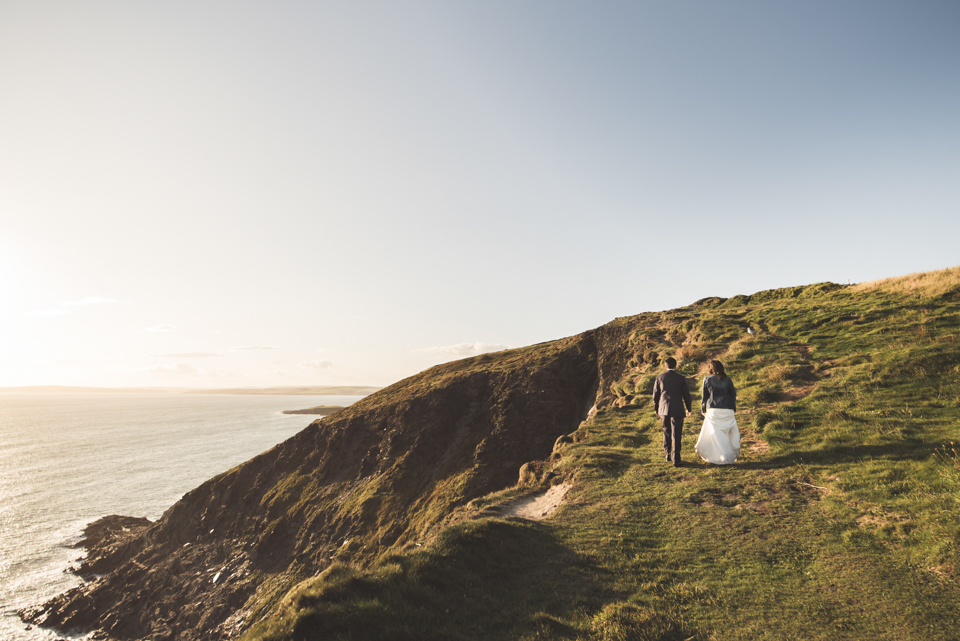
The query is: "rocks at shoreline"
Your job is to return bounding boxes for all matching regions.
[18,515,152,633]
[73,515,152,578]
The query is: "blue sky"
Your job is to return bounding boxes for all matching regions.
[1,1,958,387]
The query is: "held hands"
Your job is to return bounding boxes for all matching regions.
[685,410,691,417]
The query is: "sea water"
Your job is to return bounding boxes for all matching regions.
[0,393,362,640]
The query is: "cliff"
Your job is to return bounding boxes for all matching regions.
[22,266,960,640]
[23,333,601,639]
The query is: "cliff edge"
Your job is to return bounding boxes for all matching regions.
[23,332,600,640]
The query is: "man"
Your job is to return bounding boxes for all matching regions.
[652,356,692,467]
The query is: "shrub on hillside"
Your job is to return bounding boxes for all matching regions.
[754,410,775,432]
[745,386,781,404]
[634,375,655,395]
[589,601,695,641]
[764,363,816,384]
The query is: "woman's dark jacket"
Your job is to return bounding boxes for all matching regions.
[701,375,736,413]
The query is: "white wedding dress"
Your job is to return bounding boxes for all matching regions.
[695,408,740,464]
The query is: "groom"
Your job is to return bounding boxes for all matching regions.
[652,357,692,467]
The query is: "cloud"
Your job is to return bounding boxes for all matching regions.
[299,360,333,369]
[143,362,198,375]
[62,297,122,307]
[25,296,126,318]
[416,342,509,357]
[153,352,224,358]
[231,345,280,351]
[144,324,177,333]
[25,308,71,317]
[140,362,235,376]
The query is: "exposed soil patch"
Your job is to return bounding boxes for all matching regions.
[688,488,740,508]
[499,483,573,520]
[781,381,817,402]
[734,501,775,515]
[927,564,955,580]
[857,514,891,528]
[744,439,770,455]
[787,479,828,502]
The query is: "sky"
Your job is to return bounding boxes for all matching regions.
[1,1,958,389]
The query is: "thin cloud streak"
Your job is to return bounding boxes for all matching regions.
[231,345,280,351]
[153,352,224,358]
[25,309,71,317]
[299,360,333,369]
[25,296,125,318]
[140,362,234,376]
[416,342,510,357]
[143,362,198,375]
[62,297,123,307]
[144,325,177,333]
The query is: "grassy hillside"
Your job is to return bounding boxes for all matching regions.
[243,267,960,641]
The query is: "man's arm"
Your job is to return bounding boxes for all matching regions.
[682,375,692,414]
[652,377,662,415]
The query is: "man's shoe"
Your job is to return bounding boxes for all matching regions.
[673,461,683,468]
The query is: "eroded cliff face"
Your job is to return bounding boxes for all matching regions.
[24,332,600,640]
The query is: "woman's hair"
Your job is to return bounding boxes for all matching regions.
[708,360,726,379]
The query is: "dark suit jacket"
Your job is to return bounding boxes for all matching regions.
[652,369,692,417]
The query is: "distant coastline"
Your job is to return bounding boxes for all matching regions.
[0,385,381,396]
[185,386,381,396]
[0,386,180,394]
[280,405,344,416]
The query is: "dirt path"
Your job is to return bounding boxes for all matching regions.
[499,483,573,520]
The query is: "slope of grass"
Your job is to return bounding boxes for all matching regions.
[242,271,960,641]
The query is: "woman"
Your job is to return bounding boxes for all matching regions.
[695,360,740,464]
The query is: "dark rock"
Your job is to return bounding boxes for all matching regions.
[74,515,152,578]
[553,434,574,451]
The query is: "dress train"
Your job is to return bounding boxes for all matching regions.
[695,408,740,464]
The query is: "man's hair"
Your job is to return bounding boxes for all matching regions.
[708,360,726,379]
[665,357,677,369]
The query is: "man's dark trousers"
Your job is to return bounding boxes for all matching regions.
[652,368,692,466]
[662,415,684,464]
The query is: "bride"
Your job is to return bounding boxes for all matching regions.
[695,360,740,464]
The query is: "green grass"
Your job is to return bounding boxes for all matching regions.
[242,273,960,641]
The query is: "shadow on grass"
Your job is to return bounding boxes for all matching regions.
[674,460,712,470]
[270,519,606,641]
[585,448,649,477]
[735,441,943,470]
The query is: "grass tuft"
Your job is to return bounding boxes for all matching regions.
[854,265,960,298]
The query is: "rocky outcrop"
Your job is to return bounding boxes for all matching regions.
[24,332,600,640]
[74,515,152,577]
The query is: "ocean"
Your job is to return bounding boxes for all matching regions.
[0,393,363,640]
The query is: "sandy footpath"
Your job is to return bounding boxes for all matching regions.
[500,483,573,520]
